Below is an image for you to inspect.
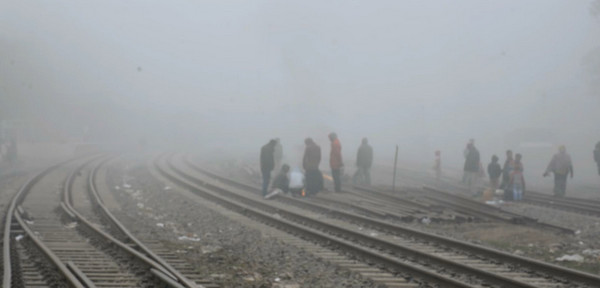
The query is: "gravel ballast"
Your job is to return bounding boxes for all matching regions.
[105,159,377,288]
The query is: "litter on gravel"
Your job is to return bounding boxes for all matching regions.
[178,235,201,242]
[555,254,584,263]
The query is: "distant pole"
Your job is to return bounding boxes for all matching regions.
[392,145,398,193]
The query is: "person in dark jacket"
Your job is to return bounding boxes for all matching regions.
[260,139,277,196]
[487,155,502,191]
[303,138,323,196]
[594,142,600,175]
[353,138,373,185]
[463,142,480,195]
[271,164,290,194]
[544,146,573,197]
[500,150,514,200]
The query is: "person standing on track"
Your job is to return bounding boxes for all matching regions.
[353,138,373,186]
[463,141,480,196]
[487,155,502,191]
[510,153,525,201]
[303,138,323,196]
[544,145,573,198]
[273,138,283,172]
[329,132,344,192]
[500,150,514,200]
[260,139,277,197]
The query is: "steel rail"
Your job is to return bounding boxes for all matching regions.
[158,155,565,288]
[181,156,600,288]
[2,156,90,288]
[85,157,200,288]
[59,157,198,287]
[154,155,475,288]
[522,192,600,217]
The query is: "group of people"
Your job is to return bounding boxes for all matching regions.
[259,134,374,199]
[457,139,576,200]
[487,150,526,200]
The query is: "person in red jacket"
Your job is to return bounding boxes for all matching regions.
[329,132,344,192]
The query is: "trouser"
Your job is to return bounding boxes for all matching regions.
[465,171,479,195]
[353,167,371,185]
[554,173,568,197]
[513,186,523,201]
[261,171,271,196]
[305,169,323,196]
[332,169,342,192]
[490,178,499,191]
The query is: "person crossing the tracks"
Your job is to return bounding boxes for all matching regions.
[303,138,323,196]
[487,155,502,192]
[463,140,480,196]
[500,150,515,200]
[594,141,600,176]
[353,137,373,186]
[544,145,573,198]
[260,139,277,197]
[329,132,344,192]
[510,153,525,201]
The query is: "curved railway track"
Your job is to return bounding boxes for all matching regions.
[156,154,600,288]
[2,156,214,288]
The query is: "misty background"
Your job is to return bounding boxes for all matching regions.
[1,1,600,187]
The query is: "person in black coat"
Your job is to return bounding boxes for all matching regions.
[353,138,373,185]
[463,142,480,195]
[260,139,277,196]
[487,155,502,191]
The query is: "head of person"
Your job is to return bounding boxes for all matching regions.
[559,145,566,153]
[515,153,522,161]
[281,164,290,173]
[362,138,368,145]
[328,132,337,142]
[506,150,513,159]
[435,150,441,156]
[596,141,600,150]
[275,138,280,144]
[269,139,277,146]
[305,138,313,146]
[469,139,475,146]
[492,155,498,163]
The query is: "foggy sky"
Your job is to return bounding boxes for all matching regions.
[1,1,600,183]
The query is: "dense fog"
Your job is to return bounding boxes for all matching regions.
[2,1,600,186]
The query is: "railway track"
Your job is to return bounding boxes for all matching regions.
[384,166,600,218]
[158,154,600,288]
[522,191,600,217]
[2,156,215,288]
